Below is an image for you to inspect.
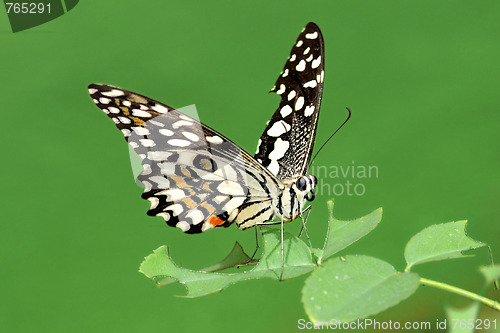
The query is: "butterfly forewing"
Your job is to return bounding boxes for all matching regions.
[88,84,280,233]
[255,22,325,180]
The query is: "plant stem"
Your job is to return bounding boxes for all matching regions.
[420,277,500,311]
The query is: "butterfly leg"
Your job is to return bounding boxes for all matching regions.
[298,205,313,238]
[249,227,260,261]
[298,205,318,265]
[279,215,285,281]
[254,219,287,280]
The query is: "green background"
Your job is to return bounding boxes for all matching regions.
[1,1,499,332]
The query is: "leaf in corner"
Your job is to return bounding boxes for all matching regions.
[404,221,486,271]
[479,264,500,286]
[445,302,480,333]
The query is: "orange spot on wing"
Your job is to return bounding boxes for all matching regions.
[208,215,225,227]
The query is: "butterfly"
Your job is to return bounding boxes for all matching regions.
[88,22,324,238]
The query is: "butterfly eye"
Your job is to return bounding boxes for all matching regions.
[306,190,315,202]
[310,175,317,188]
[296,177,308,191]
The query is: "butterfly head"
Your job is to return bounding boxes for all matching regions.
[293,175,317,203]
[279,175,317,222]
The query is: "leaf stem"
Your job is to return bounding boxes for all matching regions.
[420,277,500,311]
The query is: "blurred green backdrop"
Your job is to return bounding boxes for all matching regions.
[1,1,499,332]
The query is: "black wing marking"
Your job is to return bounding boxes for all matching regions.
[254,22,325,180]
[88,84,280,233]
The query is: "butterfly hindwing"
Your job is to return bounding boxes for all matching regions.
[88,84,280,233]
[255,22,325,180]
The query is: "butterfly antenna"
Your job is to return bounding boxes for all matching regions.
[309,107,352,168]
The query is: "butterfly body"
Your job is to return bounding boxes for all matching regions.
[88,22,324,235]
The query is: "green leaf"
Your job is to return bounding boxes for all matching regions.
[139,227,317,297]
[302,255,419,322]
[319,201,382,262]
[404,221,486,271]
[445,302,481,333]
[479,264,500,286]
[156,241,255,288]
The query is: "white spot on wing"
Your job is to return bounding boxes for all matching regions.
[142,164,152,175]
[269,138,290,160]
[304,80,317,88]
[163,189,186,201]
[159,129,174,136]
[296,59,306,72]
[295,96,304,111]
[118,116,131,124]
[206,136,223,144]
[169,204,184,216]
[140,139,156,147]
[176,221,190,232]
[172,120,193,129]
[201,223,214,232]
[152,104,169,113]
[267,160,279,175]
[296,40,303,47]
[168,139,190,147]
[282,69,289,77]
[312,56,322,69]
[287,90,296,101]
[304,105,315,116]
[182,131,199,142]
[186,209,204,225]
[267,120,291,137]
[143,181,152,192]
[132,127,150,136]
[255,139,262,154]
[305,31,318,39]
[148,197,159,209]
[276,84,286,95]
[149,120,165,127]
[132,109,152,118]
[147,151,173,161]
[99,97,111,104]
[102,89,125,97]
[303,47,310,55]
[290,54,296,62]
[280,105,293,117]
